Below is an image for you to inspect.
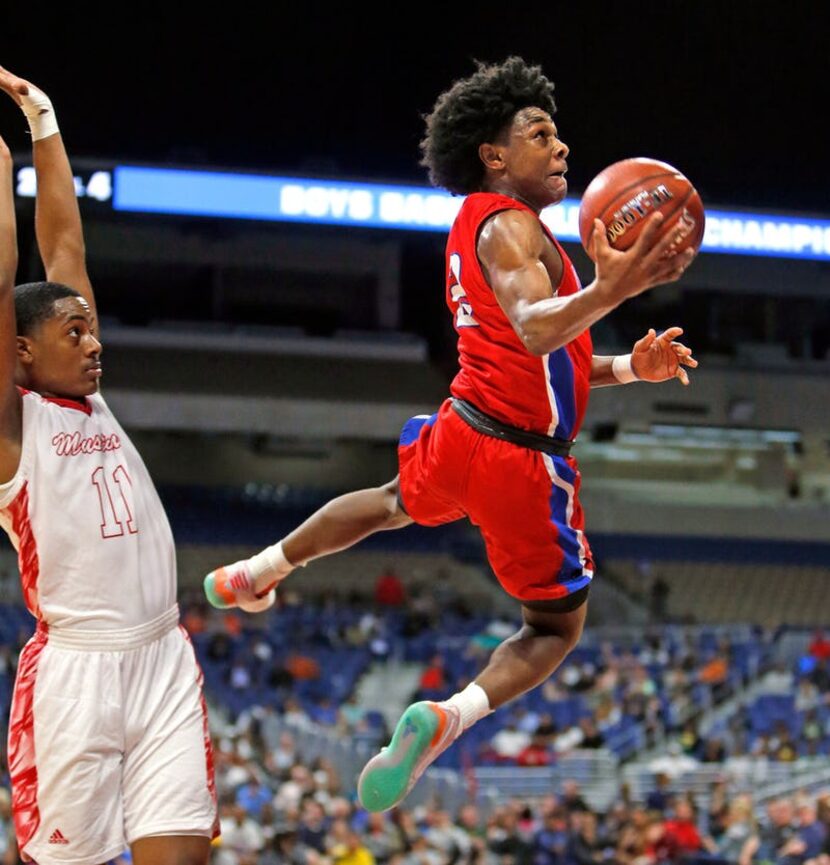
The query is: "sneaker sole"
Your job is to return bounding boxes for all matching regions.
[357,702,445,812]
[203,571,233,609]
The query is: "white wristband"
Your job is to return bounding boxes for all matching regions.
[612,353,639,384]
[19,85,59,141]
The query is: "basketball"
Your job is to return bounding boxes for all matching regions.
[578,158,705,260]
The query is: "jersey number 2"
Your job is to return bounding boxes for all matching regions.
[91,465,138,538]
[449,253,478,328]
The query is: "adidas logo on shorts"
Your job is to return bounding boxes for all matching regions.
[49,828,70,844]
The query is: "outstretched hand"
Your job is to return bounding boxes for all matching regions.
[630,326,698,385]
[0,64,31,105]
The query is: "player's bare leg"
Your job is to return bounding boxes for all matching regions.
[358,598,587,811]
[131,834,210,865]
[475,598,587,705]
[204,476,412,611]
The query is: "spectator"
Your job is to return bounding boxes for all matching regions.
[553,723,586,755]
[594,694,622,732]
[561,780,590,814]
[531,807,568,865]
[363,812,403,864]
[217,803,267,864]
[327,820,375,865]
[742,798,797,865]
[260,825,318,865]
[648,742,699,780]
[808,632,830,663]
[419,655,446,692]
[456,804,487,846]
[517,734,552,767]
[286,651,321,681]
[770,722,799,762]
[536,713,559,741]
[514,705,542,735]
[701,738,727,763]
[298,798,329,853]
[182,603,207,635]
[706,778,730,842]
[491,723,531,760]
[568,811,605,865]
[339,694,369,732]
[646,773,674,814]
[678,721,702,756]
[270,731,299,771]
[283,697,312,729]
[424,810,473,862]
[236,773,273,818]
[578,717,605,749]
[783,801,827,864]
[400,834,442,865]
[374,568,406,607]
[311,697,339,727]
[795,679,821,713]
[276,765,315,812]
[715,795,756,862]
[662,797,716,858]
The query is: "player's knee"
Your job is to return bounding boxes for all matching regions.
[523,603,586,653]
[131,835,210,865]
[147,849,208,865]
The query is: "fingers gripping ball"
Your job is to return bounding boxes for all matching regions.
[579,158,705,260]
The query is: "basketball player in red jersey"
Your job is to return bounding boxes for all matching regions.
[0,66,215,864]
[205,58,698,811]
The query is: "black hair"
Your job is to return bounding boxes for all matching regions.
[14,281,81,336]
[419,57,557,195]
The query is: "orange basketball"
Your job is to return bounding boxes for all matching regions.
[578,157,705,260]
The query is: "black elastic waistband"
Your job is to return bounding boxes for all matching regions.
[451,398,574,456]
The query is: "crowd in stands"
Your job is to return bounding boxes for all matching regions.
[643,632,830,777]
[202,717,830,865]
[1,585,830,864]
[175,581,772,769]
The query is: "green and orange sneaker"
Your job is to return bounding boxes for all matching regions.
[357,701,463,812]
[203,562,276,613]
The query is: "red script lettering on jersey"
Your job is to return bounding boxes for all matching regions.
[51,431,122,457]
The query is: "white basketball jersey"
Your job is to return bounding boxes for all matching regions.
[0,389,176,629]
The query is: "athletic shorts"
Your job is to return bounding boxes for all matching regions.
[398,399,594,604]
[7,605,218,865]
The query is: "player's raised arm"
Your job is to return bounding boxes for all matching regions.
[0,134,22,478]
[481,210,695,357]
[0,65,97,334]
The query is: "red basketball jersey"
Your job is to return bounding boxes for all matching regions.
[447,193,593,439]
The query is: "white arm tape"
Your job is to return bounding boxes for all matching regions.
[612,353,639,384]
[20,85,59,142]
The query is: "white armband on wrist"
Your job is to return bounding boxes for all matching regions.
[611,353,639,384]
[20,86,59,141]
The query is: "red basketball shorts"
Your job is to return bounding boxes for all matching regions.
[398,399,594,604]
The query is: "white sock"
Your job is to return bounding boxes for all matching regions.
[443,682,492,730]
[247,541,296,593]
